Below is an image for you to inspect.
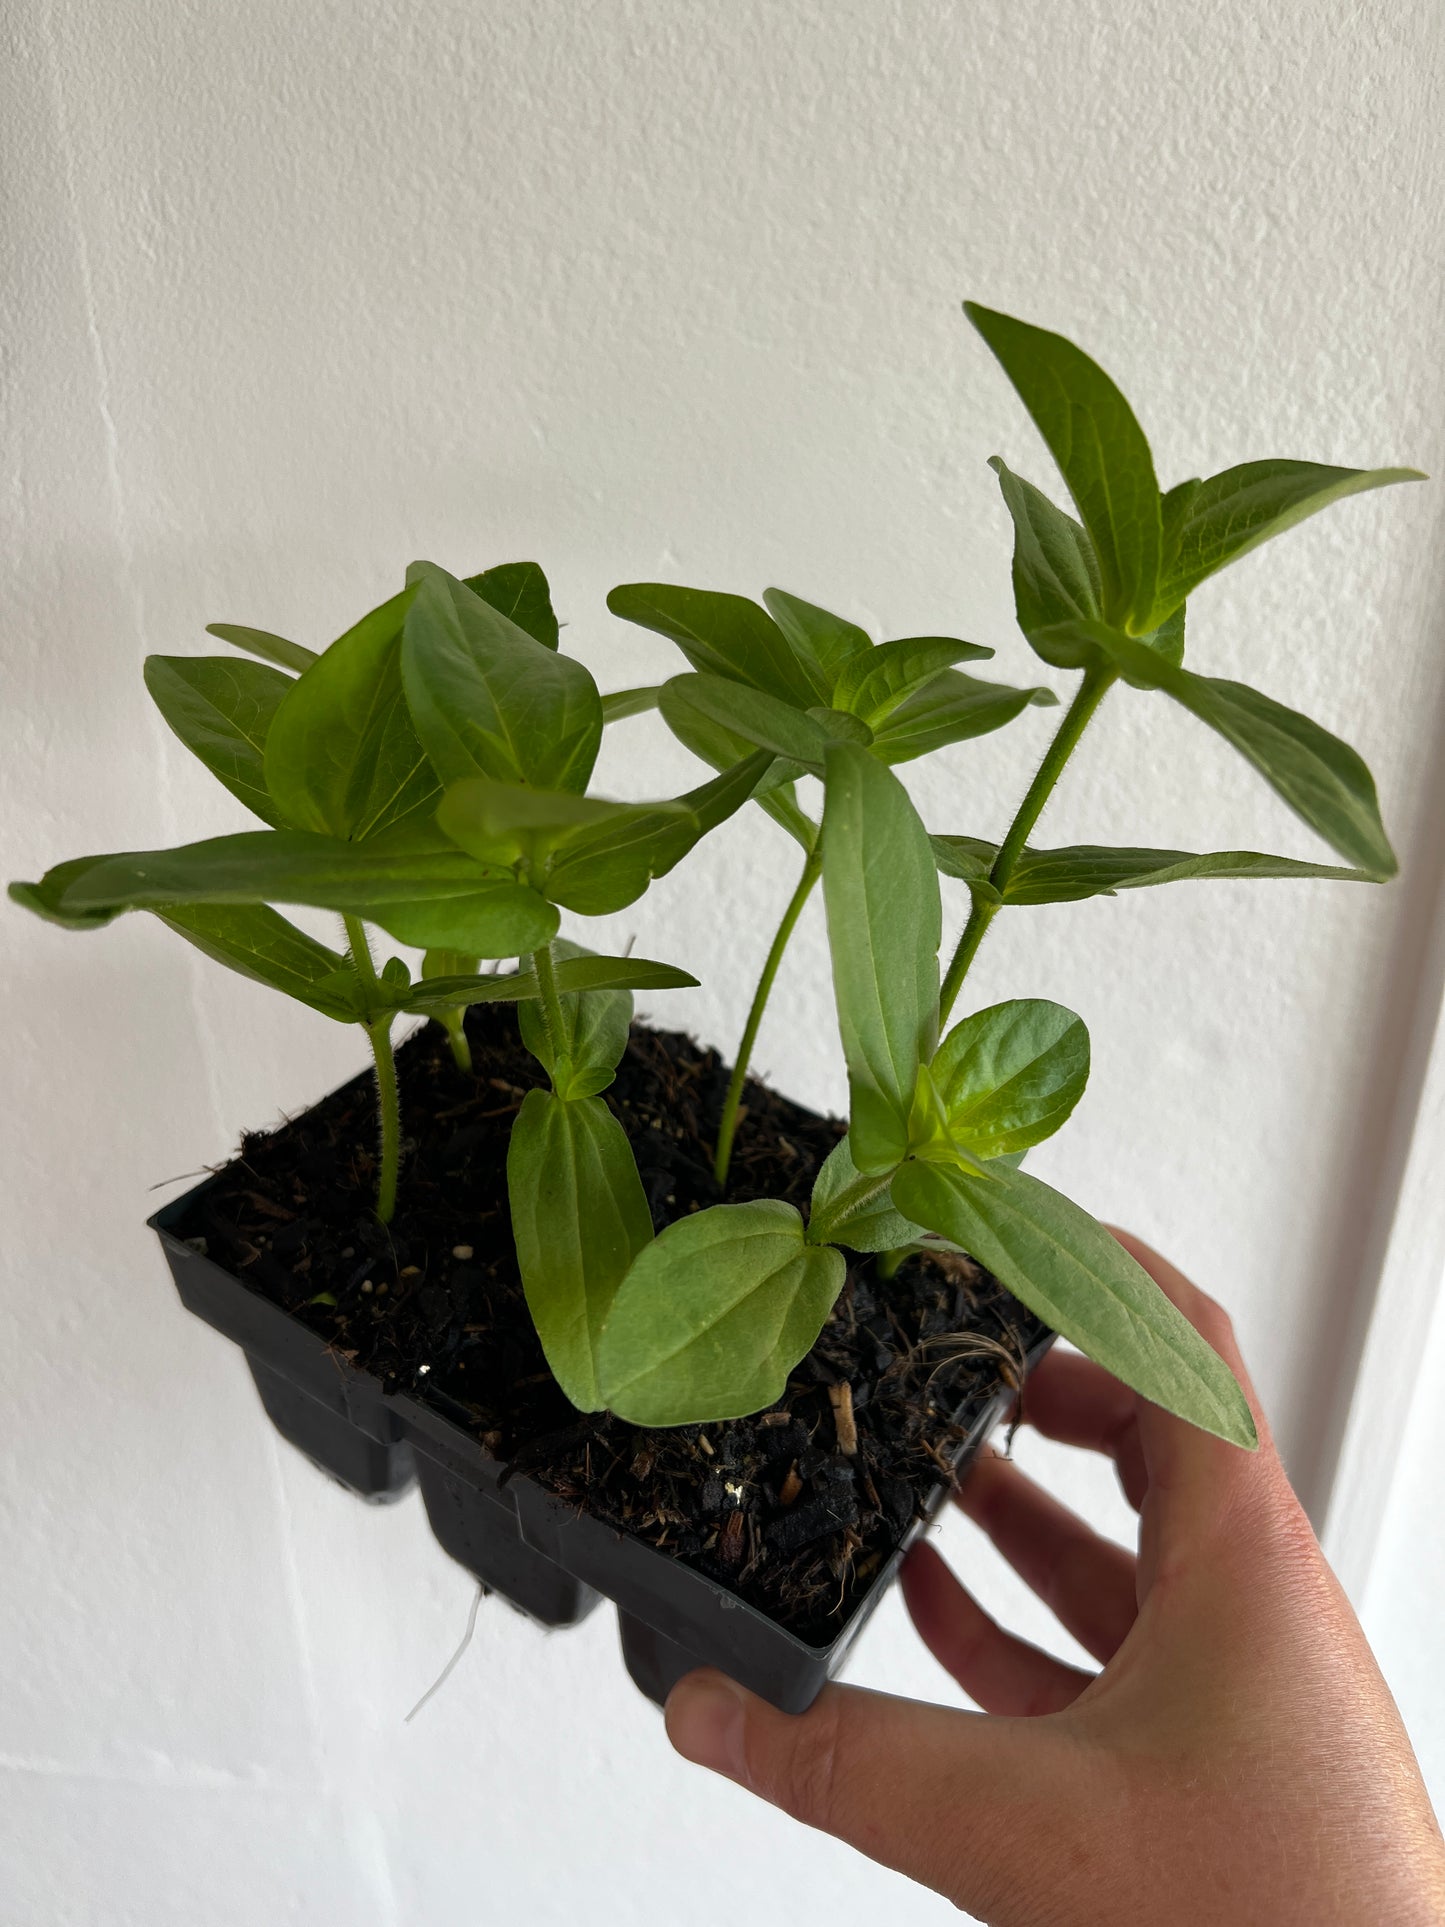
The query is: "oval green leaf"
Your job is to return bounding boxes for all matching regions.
[595,1200,847,1427]
[928,998,1089,1159]
[508,1089,654,1412]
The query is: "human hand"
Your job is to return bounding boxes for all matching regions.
[665,1233,1445,1924]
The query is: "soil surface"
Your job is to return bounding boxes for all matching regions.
[185,1005,1045,1644]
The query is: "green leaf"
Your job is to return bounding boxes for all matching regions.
[508,1089,654,1410]
[933,834,1378,904]
[263,584,439,841]
[808,1135,929,1253]
[658,675,807,795]
[892,1161,1256,1447]
[541,751,773,915]
[403,563,602,793]
[928,999,1089,1158]
[658,673,837,768]
[833,637,995,726]
[966,302,1163,631]
[761,588,873,696]
[607,583,819,707]
[462,560,560,650]
[344,890,559,957]
[402,954,696,1016]
[155,902,360,1019]
[929,834,1000,894]
[1153,459,1426,620]
[595,1200,847,1426]
[601,685,664,723]
[9,857,128,930]
[518,940,636,1098]
[437,778,632,868]
[205,623,318,675]
[1087,639,1397,878]
[988,458,1103,668]
[870,669,1056,766]
[822,743,941,1173]
[144,656,292,827]
[51,826,560,958]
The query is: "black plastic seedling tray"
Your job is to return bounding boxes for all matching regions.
[153,1143,1050,1715]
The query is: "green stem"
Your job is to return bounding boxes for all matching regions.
[428,948,474,1073]
[938,669,1115,1024]
[714,842,823,1188]
[344,914,401,1223]
[365,1017,401,1224]
[532,940,568,1063]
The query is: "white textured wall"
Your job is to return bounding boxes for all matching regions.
[3,4,1443,1922]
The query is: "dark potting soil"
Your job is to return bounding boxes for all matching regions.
[185,1004,1045,1644]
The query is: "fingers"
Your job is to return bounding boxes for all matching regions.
[1105,1228,1285,1572]
[954,1449,1139,1663]
[665,1665,1069,1913]
[902,1538,1097,1709]
[1019,1348,1149,1509]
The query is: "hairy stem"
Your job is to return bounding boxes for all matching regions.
[344,914,401,1222]
[532,940,568,1064]
[938,668,1115,1023]
[714,841,823,1187]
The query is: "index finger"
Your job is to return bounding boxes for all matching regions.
[1106,1229,1285,1566]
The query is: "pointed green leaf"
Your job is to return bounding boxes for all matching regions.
[205,623,318,675]
[403,564,602,793]
[595,1200,847,1426]
[928,999,1089,1159]
[49,825,560,958]
[870,669,1057,766]
[461,560,560,650]
[607,583,818,707]
[402,954,696,1016]
[1154,460,1425,620]
[822,743,941,1173]
[761,588,873,696]
[144,656,292,827]
[658,673,836,768]
[540,751,772,915]
[988,458,1104,668]
[967,302,1163,630]
[10,857,128,930]
[263,584,439,840]
[1084,635,1397,878]
[508,1089,654,1411]
[934,835,1378,904]
[892,1161,1256,1447]
[601,684,664,723]
[437,778,632,868]
[655,675,820,848]
[833,636,995,726]
[808,1135,929,1253]
[155,902,359,1019]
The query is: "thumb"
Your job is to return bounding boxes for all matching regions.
[665,1669,1068,1912]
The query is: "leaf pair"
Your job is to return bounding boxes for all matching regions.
[967,302,1421,635]
[609,579,1056,850]
[971,305,1417,877]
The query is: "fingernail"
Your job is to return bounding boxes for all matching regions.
[664,1670,749,1784]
